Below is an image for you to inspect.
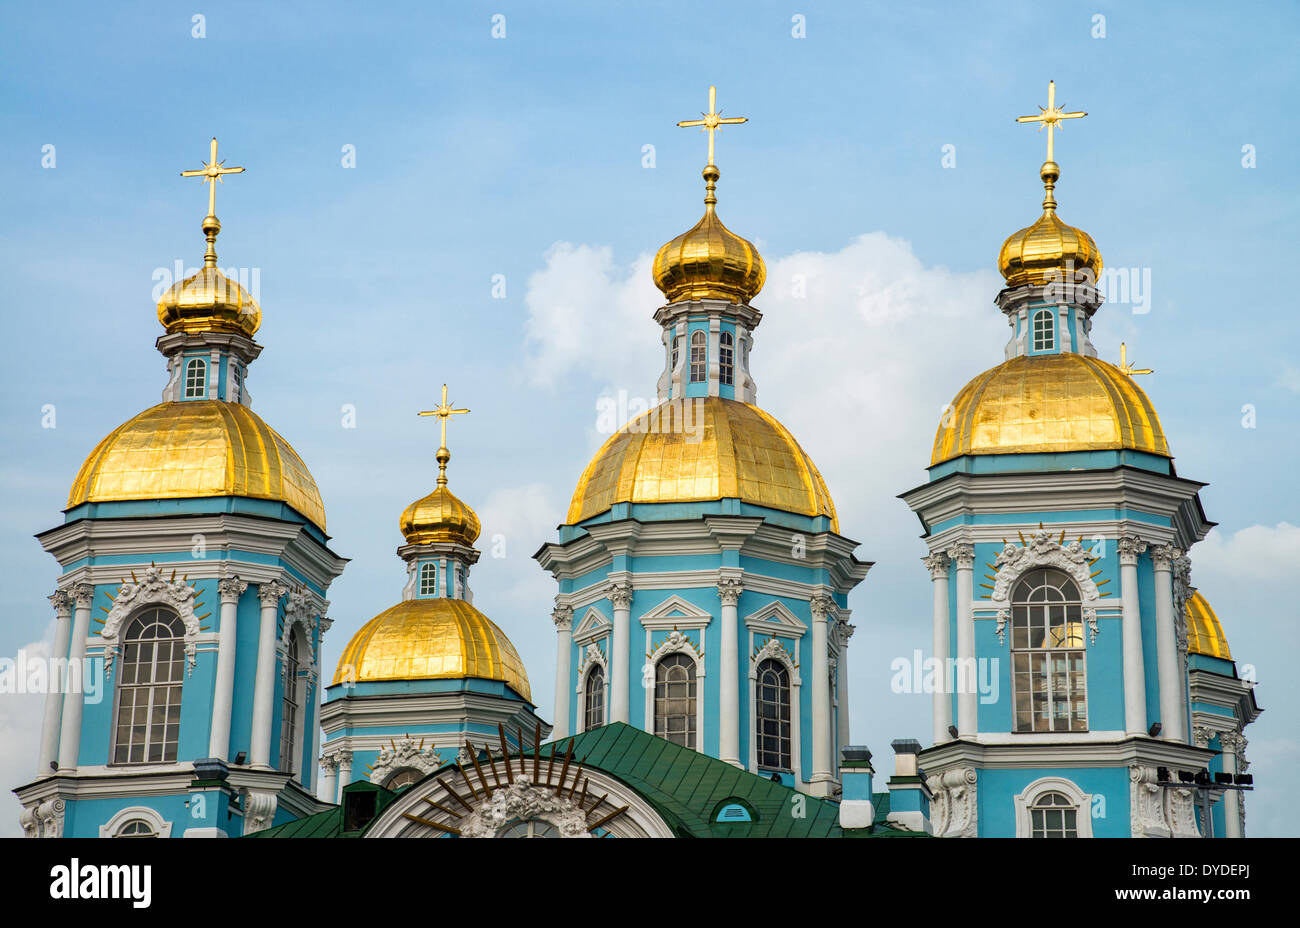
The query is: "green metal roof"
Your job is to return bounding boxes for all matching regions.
[249,723,922,838]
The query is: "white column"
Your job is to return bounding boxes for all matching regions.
[318,753,339,804]
[56,582,94,772]
[835,617,855,754]
[923,553,952,745]
[1221,732,1246,838]
[337,750,353,795]
[809,594,836,793]
[250,579,287,770]
[607,581,633,725]
[717,577,743,768]
[1118,535,1149,736]
[38,590,73,775]
[208,576,247,761]
[1151,545,1185,741]
[949,544,977,737]
[551,605,574,739]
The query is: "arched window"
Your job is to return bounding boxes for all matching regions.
[755,658,791,771]
[584,665,605,730]
[719,331,734,386]
[112,608,185,764]
[499,818,560,838]
[1011,569,1087,733]
[384,768,423,791]
[231,364,243,403]
[1030,791,1079,838]
[114,819,157,838]
[184,358,207,398]
[689,331,707,383]
[455,563,465,597]
[671,335,683,372]
[1031,309,1055,352]
[279,632,304,776]
[419,563,438,597]
[654,654,697,748]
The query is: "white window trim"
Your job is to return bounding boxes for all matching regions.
[1031,308,1055,352]
[644,631,706,749]
[574,641,609,734]
[100,805,173,838]
[1014,776,1093,838]
[183,358,207,398]
[749,637,802,780]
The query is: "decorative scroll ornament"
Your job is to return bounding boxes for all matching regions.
[369,736,443,786]
[835,618,856,648]
[1191,725,1215,749]
[19,798,65,839]
[1129,765,1171,838]
[48,589,72,618]
[752,636,797,670]
[281,587,327,662]
[989,531,1101,645]
[242,790,278,835]
[216,575,247,604]
[1171,554,1193,656]
[809,594,837,621]
[929,766,978,837]
[648,628,703,665]
[921,551,950,579]
[551,604,574,631]
[100,566,202,679]
[460,777,592,839]
[577,642,607,678]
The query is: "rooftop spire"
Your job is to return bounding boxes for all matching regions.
[417,384,470,487]
[1015,80,1086,212]
[180,137,245,268]
[676,85,748,208]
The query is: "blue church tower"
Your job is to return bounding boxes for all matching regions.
[15,140,346,838]
[900,86,1259,837]
[320,390,549,799]
[535,88,871,797]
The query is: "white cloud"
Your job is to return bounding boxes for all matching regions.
[1278,366,1300,394]
[0,622,54,838]
[522,244,659,388]
[1193,522,1300,584]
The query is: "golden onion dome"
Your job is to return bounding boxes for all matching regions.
[68,400,326,530]
[997,161,1102,288]
[157,217,261,337]
[332,598,531,699]
[931,354,1169,466]
[567,396,838,530]
[1186,591,1232,660]
[398,447,481,546]
[652,165,766,304]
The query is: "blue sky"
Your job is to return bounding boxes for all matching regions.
[1,0,1297,835]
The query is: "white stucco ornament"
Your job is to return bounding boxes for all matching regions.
[989,531,1102,645]
[100,566,202,679]
[460,777,591,838]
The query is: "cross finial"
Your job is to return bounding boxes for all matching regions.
[181,138,245,220]
[677,85,748,168]
[417,384,470,486]
[1015,80,1086,164]
[1117,342,1153,378]
[180,138,245,268]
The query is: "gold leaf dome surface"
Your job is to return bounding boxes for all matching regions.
[157,265,261,337]
[332,598,531,700]
[567,396,838,530]
[652,168,765,304]
[931,354,1169,466]
[399,484,481,546]
[68,400,326,530]
[997,162,1102,288]
[1186,591,1231,660]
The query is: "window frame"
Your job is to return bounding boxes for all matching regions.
[584,664,606,731]
[1031,308,1055,353]
[1014,776,1093,838]
[653,652,698,749]
[755,657,792,772]
[418,562,438,597]
[1010,568,1089,734]
[279,629,305,777]
[110,607,186,766]
[688,331,707,383]
[183,358,207,398]
[719,331,734,386]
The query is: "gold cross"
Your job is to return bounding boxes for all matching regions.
[1016,80,1086,163]
[180,137,245,218]
[1118,342,1153,377]
[677,85,748,166]
[418,383,470,450]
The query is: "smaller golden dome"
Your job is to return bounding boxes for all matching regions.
[332,598,531,700]
[1186,591,1232,660]
[157,216,261,337]
[68,400,325,530]
[932,354,1169,465]
[399,448,481,546]
[652,165,765,304]
[998,162,1102,288]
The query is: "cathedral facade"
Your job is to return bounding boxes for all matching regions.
[13,87,1259,840]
